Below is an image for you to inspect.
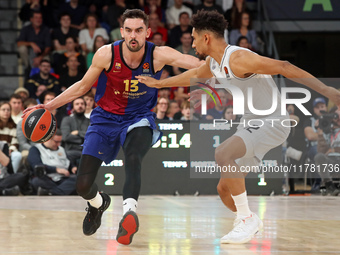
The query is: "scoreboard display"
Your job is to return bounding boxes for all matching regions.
[95,121,283,195]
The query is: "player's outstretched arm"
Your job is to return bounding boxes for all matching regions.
[23,45,112,116]
[136,56,213,88]
[230,50,340,108]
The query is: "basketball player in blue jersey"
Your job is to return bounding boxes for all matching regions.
[137,10,340,244]
[23,9,202,245]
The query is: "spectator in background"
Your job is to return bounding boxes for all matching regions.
[52,12,79,54]
[224,0,250,30]
[151,32,163,47]
[54,36,86,75]
[18,0,55,27]
[27,129,77,196]
[59,56,86,92]
[60,97,90,166]
[205,89,229,120]
[17,11,52,69]
[9,94,23,125]
[17,98,38,155]
[223,105,237,121]
[86,35,106,68]
[0,102,22,173]
[25,60,61,99]
[194,0,224,14]
[0,141,28,196]
[58,0,88,30]
[168,11,192,48]
[84,91,95,119]
[181,100,198,121]
[14,87,30,102]
[143,0,164,24]
[148,13,168,45]
[166,0,192,29]
[167,100,180,120]
[105,0,128,30]
[79,14,109,55]
[236,35,250,49]
[110,13,124,42]
[39,91,68,129]
[173,31,196,75]
[158,88,171,100]
[229,12,258,51]
[155,97,170,120]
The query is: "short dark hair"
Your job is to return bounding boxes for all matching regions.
[30,10,42,19]
[72,97,86,108]
[122,9,149,28]
[179,12,189,19]
[191,10,228,38]
[59,11,71,20]
[9,94,22,102]
[236,36,249,45]
[40,59,51,66]
[152,32,163,40]
[23,98,37,109]
[55,129,62,136]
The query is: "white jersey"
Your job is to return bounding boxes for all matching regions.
[209,45,287,120]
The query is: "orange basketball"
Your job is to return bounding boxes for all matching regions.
[22,108,57,143]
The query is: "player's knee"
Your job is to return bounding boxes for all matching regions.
[217,181,230,196]
[215,145,232,166]
[125,152,142,166]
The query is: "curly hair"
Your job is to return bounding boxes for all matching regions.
[122,9,149,28]
[191,10,228,38]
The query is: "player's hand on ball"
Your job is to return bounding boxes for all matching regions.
[22,104,46,118]
[136,75,160,88]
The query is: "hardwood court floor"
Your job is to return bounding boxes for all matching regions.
[0,195,339,255]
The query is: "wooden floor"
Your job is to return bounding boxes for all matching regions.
[0,195,339,255]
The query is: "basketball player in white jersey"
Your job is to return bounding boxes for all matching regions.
[137,10,340,244]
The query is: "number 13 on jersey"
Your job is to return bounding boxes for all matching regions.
[124,79,139,92]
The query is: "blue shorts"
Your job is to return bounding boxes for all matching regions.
[82,107,161,164]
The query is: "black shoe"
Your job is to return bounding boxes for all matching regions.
[116,211,139,245]
[2,185,20,196]
[325,181,340,196]
[83,193,111,236]
[37,187,51,196]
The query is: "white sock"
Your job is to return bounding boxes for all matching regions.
[231,191,252,219]
[123,198,137,214]
[87,192,103,209]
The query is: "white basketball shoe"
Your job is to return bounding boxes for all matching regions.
[220,213,263,244]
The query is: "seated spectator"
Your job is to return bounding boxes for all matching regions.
[229,11,258,51]
[25,60,61,99]
[54,36,86,75]
[86,35,105,69]
[17,98,38,155]
[173,31,197,75]
[148,13,168,45]
[14,87,30,102]
[84,91,95,119]
[151,32,164,47]
[18,0,55,27]
[110,13,124,42]
[59,56,86,92]
[158,88,171,100]
[223,105,237,121]
[27,129,77,195]
[181,100,199,121]
[105,0,128,30]
[205,89,228,120]
[224,0,251,30]
[167,100,180,120]
[237,35,250,49]
[194,0,224,14]
[52,12,79,54]
[39,91,68,129]
[314,108,340,196]
[58,0,87,30]
[166,0,192,29]
[155,97,170,120]
[143,0,165,24]
[0,141,28,196]
[168,11,192,48]
[0,102,22,173]
[17,11,52,69]
[79,14,109,55]
[9,94,23,125]
[60,97,90,166]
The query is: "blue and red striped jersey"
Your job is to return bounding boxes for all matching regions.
[95,40,163,115]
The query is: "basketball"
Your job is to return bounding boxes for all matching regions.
[22,108,57,143]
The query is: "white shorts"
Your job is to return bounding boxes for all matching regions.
[233,118,290,167]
